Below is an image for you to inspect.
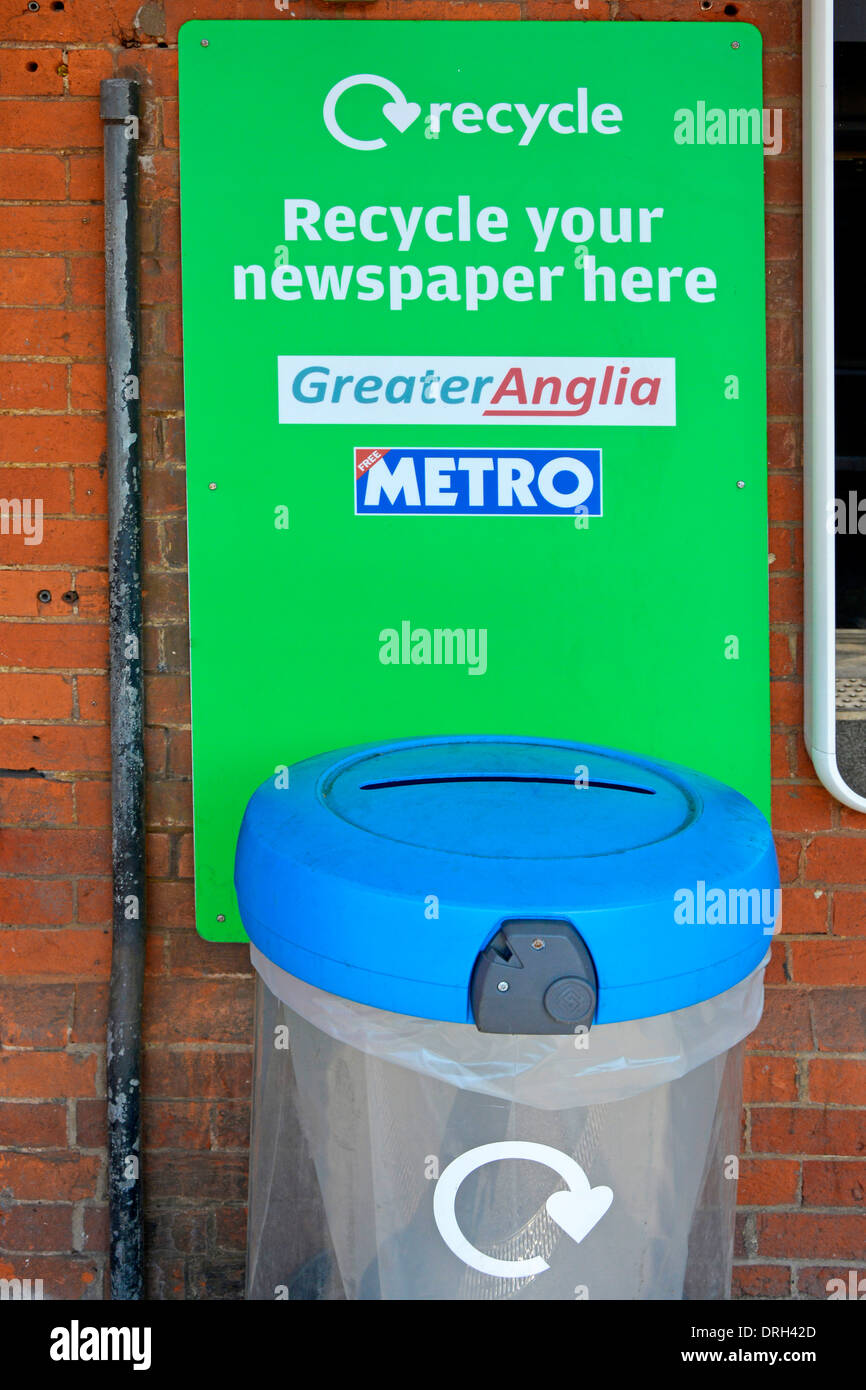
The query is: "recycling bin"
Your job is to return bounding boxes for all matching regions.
[236,736,778,1301]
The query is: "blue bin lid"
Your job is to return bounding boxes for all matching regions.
[234,736,778,1025]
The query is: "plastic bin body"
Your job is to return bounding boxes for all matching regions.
[246,958,763,1302]
[237,737,777,1302]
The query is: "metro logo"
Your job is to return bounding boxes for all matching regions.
[278,356,675,427]
[354,447,602,517]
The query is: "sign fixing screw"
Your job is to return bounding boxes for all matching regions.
[737,480,745,488]
[497,980,509,992]
[208,482,217,490]
[216,913,226,922]
[731,40,740,49]
[531,938,545,950]
[201,39,209,47]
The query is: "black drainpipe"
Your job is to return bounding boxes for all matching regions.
[101,77,146,1302]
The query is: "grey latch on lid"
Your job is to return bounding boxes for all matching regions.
[470,919,598,1034]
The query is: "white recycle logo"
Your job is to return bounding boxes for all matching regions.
[323,74,421,152]
[433,1141,614,1280]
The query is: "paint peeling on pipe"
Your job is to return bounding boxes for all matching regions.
[101,77,146,1302]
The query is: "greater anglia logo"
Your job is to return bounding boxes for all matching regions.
[278,356,676,427]
[323,73,623,151]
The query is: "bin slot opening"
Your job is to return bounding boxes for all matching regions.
[359,776,656,794]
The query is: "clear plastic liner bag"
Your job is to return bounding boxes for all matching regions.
[247,953,766,1301]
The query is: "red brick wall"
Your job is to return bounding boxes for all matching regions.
[0,0,861,1302]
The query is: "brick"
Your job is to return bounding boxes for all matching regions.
[145,674,190,726]
[769,629,796,678]
[738,1158,799,1207]
[789,939,866,987]
[140,150,179,203]
[0,672,73,719]
[756,1212,866,1261]
[76,674,108,721]
[142,1048,252,1100]
[212,1207,246,1254]
[806,836,866,886]
[0,1202,73,1252]
[211,1100,249,1150]
[0,465,71,512]
[162,98,179,150]
[772,782,832,832]
[0,928,110,978]
[0,205,102,255]
[143,1100,212,1150]
[76,878,111,926]
[145,1153,248,1202]
[765,211,801,262]
[0,1254,103,1299]
[0,256,66,306]
[833,892,866,937]
[731,1264,792,1299]
[74,779,110,827]
[146,1209,209,1256]
[0,151,65,199]
[1,416,106,467]
[747,988,812,1051]
[764,52,803,102]
[796,1265,866,1300]
[166,931,250,978]
[617,1,797,49]
[0,722,110,773]
[0,1051,98,1101]
[779,885,828,936]
[771,730,791,778]
[143,978,253,1044]
[69,363,106,413]
[743,1054,798,1103]
[0,777,74,828]
[0,306,103,359]
[0,1101,67,1148]
[120,47,178,99]
[0,98,101,150]
[66,47,115,97]
[69,256,104,307]
[802,1160,866,1208]
[0,1150,100,1206]
[68,152,103,202]
[809,1059,866,1108]
[74,1098,106,1149]
[750,1107,866,1158]
[773,835,800,884]
[768,578,802,630]
[0,877,74,927]
[0,827,108,875]
[0,622,108,671]
[0,983,72,1047]
[811,989,866,1053]
[70,982,106,1045]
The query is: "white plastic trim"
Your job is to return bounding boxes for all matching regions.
[803,0,866,810]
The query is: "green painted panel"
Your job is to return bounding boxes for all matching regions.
[179,19,769,941]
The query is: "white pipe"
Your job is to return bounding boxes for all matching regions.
[803,0,866,810]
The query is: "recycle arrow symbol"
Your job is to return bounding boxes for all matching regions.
[432,1140,614,1280]
[323,74,421,153]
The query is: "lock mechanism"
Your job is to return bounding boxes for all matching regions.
[470,919,598,1035]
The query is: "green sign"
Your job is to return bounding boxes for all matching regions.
[179,19,769,942]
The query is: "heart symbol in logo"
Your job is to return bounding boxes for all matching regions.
[382,99,422,134]
[546,1184,614,1245]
